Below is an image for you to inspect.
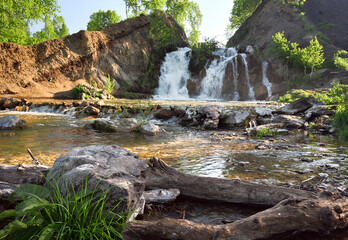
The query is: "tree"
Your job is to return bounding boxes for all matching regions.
[87,10,122,31]
[228,0,261,31]
[0,0,69,45]
[123,0,202,46]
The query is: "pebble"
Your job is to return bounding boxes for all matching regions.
[300,157,314,162]
[318,173,329,179]
[237,161,250,167]
[258,165,267,171]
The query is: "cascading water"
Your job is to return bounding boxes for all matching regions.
[262,62,272,98]
[154,47,192,100]
[198,48,238,100]
[240,54,255,101]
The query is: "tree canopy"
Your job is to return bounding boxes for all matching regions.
[228,0,261,31]
[123,0,202,45]
[87,10,122,31]
[0,0,69,45]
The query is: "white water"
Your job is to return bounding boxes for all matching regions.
[153,47,192,100]
[262,62,272,98]
[198,48,238,100]
[240,54,255,101]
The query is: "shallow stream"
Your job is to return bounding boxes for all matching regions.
[0,100,347,190]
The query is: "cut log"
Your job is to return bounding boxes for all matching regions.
[124,197,348,240]
[144,157,316,206]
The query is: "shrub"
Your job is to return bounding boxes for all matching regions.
[256,128,278,138]
[0,177,127,240]
[272,32,324,73]
[72,83,84,99]
[333,102,348,140]
[105,75,116,95]
[333,50,348,71]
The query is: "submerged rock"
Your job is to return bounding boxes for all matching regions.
[48,145,148,220]
[0,115,27,130]
[139,122,167,136]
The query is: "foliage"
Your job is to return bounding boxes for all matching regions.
[279,81,348,104]
[87,10,122,31]
[332,102,348,140]
[189,37,219,73]
[72,84,84,99]
[256,128,278,138]
[272,32,324,73]
[0,0,69,45]
[227,0,261,31]
[333,50,348,71]
[123,0,202,46]
[105,75,116,95]
[287,0,307,7]
[0,178,127,240]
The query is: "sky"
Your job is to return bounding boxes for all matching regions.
[56,0,234,44]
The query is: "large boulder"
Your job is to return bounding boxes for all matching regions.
[276,98,313,115]
[48,145,149,220]
[220,110,251,128]
[272,115,305,129]
[0,115,27,130]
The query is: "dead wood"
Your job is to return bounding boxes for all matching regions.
[124,197,348,240]
[144,157,316,206]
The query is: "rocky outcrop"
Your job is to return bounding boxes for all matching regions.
[227,0,348,96]
[0,116,27,130]
[0,13,187,98]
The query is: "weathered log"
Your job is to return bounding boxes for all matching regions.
[124,196,348,240]
[144,157,316,206]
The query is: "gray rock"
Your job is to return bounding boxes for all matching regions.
[153,108,174,120]
[301,157,314,162]
[221,110,251,128]
[202,118,219,130]
[48,145,148,220]
[304,105,335,120]
[277,98,313,115]
[139,122,166,136]
[0,115,27,130]
[255,107,273,116]
[325,164,340,170]
[272,115,305,129]
[198,106,221,120]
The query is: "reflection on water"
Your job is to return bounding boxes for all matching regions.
[0,111,347,186]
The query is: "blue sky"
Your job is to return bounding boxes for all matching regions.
[57,0,234,44]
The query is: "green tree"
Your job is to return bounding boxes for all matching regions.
[0,0,68,45]
[228,0,261,31]
[333,50,348,71]
[123,0,202,46]
[87,10,122,31]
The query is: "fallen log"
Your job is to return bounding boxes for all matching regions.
[124,196,348,240]
[144,157,316,206]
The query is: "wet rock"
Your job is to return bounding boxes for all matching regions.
[154,108,174,120]
[255,107,273,116]
[171,106,186,118]
[83,106,100,116]
[272,115,305,129]
[318,173,329,179]
[304,105,335,121]
[0,115,27,130]
[90,119,118,132]
[0,97,22,110]
[258,165,267,171]
[198,106,221,120]
[300,157,314,162]
[237,161,250,167]
[203,119,219,130]
[139,122,166,136]
[276,98,313,115]
[325,164,340,170]
[220,110,250,128]
[48,145,148,220]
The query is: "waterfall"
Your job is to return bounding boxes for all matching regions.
[240,54,255,101]
[198,48,238,100]
[154,47,192,100]
[262,62,272,98]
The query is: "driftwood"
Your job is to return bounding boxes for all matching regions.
[123,158,348,240]
[144,157,316,206]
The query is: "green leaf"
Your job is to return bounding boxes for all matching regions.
[14,184,51,200]
[0,209,17,220]
[38,224,56,240]
[0,220,27,239]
